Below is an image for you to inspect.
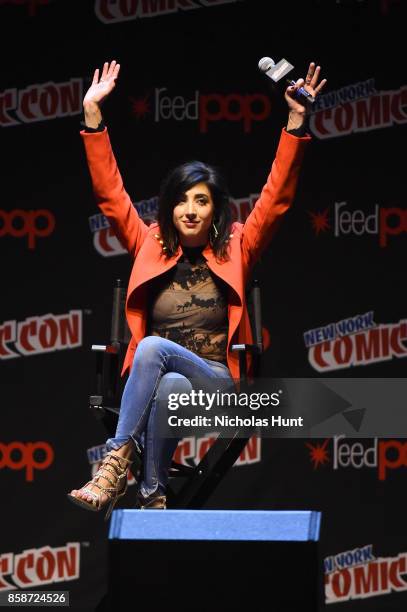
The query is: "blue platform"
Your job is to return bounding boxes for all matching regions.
[109,509,321,542]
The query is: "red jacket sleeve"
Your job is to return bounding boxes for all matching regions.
[81,128,149,258]
[241,128,311,270]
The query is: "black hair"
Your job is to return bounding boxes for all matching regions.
[157,161,232,261]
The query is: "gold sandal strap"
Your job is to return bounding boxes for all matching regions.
[82,487,99,500]
[96,463,121,480]
[81,488,100,508]
[139,495,167,509]
[86,480,125,500]
[95,471,117,489]
[105,452,133,469]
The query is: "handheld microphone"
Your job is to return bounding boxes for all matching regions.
[258,57,315,104]
[285,79,315,104]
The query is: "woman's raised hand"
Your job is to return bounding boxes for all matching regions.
[285,62,327,130]
[83,60,120,108]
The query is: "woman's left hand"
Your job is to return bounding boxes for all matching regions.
[285,62,327,130]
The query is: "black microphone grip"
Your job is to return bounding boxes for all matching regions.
[286,79,315,104]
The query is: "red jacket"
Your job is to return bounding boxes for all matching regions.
[81,127,310,380]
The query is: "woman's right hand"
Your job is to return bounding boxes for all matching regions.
[83,60,120,109]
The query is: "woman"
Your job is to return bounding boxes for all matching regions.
[68,60,326,518]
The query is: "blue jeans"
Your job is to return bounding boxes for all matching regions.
[105,336,233,499]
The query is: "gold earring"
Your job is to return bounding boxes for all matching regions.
[212,222,219,238]
[155,233,167,251]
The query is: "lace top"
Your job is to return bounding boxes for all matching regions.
[147,245,228,363]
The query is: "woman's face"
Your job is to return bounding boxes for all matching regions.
[172,182,214,247]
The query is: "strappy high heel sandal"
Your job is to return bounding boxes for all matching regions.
[67,452,133,521]
[137,491,167,509]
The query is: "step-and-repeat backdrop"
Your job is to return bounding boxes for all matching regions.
[1,1,405,609]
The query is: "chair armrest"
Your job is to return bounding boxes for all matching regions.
[91,343,120,354]
[231,343,262,354]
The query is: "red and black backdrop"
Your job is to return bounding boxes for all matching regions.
[1,0,406,609]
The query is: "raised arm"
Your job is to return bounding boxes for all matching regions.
[81,61,149,257]
[241,62,327,270]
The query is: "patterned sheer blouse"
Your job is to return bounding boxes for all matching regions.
[146,245,228,364]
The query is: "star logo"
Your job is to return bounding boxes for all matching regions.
[308,208,330,236]
[306,439,330,469]
[130,94,151,119]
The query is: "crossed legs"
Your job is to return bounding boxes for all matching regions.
[68,336,233,512]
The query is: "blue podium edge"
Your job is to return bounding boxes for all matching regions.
[308,510,321,541]
[109,509,322,542]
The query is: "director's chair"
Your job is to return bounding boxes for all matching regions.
[89,277,263,508]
